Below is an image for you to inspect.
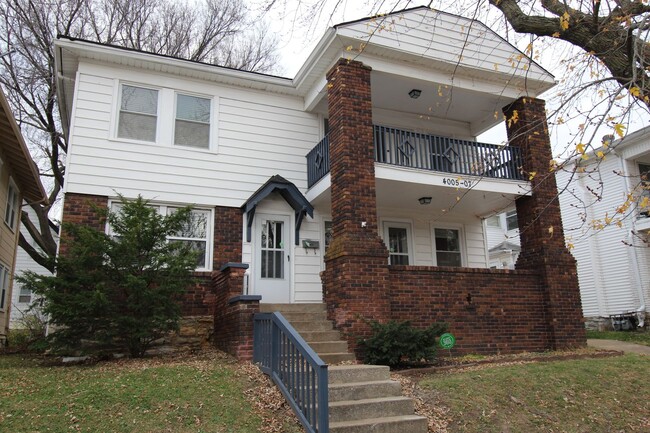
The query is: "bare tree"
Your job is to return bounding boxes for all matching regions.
[0,0,279,271]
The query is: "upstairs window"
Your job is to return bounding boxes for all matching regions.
[118,85,158,142]
[175,94,211,148]
[4,181,19,230]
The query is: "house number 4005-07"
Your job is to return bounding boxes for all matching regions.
[442,178,473,188]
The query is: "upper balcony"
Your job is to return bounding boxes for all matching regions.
[307,125,523,188]
[305,125,530,216]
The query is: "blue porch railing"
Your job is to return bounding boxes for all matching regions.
[306,125,524,188]
[253,312,329,433]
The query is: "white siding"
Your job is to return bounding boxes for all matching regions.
[65,64,320,208]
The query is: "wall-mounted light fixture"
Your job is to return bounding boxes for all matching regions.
[418,196,432,205]
[408,89,422,99]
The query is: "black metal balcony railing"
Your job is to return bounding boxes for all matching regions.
[306,125,524,188]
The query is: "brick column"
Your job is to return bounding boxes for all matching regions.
[322,59,391,359]
[59,193,109,256]
[503,97,586,349]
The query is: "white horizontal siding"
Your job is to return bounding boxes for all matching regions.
[65,66,320,208]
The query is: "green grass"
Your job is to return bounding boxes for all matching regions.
[0,352,295,433]
[418,354,650,433]
[586,329,650,347]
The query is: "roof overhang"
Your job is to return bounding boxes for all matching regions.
[0,90,48,204]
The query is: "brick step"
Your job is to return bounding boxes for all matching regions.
[329,415,428,433]
[329,365,390,384]
[328,380,402,402]
[329,396,414,423]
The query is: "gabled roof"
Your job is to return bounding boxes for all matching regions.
[488,240,521,253]
[0,90,48,204]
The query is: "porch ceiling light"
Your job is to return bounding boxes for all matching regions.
[418,196,432,205]
[408,89,422,99]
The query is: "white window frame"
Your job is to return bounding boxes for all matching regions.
[115,82,161,144]
[382,221,414,266]
[173,92,213,150]
[485,215,501,228]
[431,224,466,267]
[0,263,10,311]
[505,210,518,232]
[18,285,31,304]
[107,200,214,272]
[4,179,19,231]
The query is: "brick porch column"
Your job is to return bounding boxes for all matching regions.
[322,59,391,359]
[503,97,586,349]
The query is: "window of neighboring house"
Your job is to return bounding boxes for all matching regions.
[383,222,412,265]
[434,227,463,267]
[640,163,650,217]
[174,93,211,149]
[505,210,518,231]
[18,286,31,304]
[486,215,501,228]
[118,84,158,142]
[4,181,19,231]
[0,263,10,310]
[109,202,213,271]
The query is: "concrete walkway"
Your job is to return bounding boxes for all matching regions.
[587,339,650,355]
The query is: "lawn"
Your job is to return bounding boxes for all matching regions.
[0,350,300,433]
[586,329,650,347]
[415,353,650,433]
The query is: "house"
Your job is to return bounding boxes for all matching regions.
[485,209,520,269]
[54,7,585,358]
[0,89,48,346]
[9,206,58,328]
[557,127,650,330]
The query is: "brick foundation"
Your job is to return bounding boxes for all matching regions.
[59,193,109,256]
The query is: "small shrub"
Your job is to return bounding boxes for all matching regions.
[7,312,48,353]
[360,320,448,367]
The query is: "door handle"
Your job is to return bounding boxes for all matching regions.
[287,254,290,262]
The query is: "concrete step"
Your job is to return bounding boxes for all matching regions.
[329,396,414,423]
[320,353,356,364]
[329,415,428,433]
[260,303,326,313]
[308,341,349,354]
[329,365,390,385]
[298,330,343,342]
[289,320,334,332]
[281,311,329,322]
[329,380,403,402]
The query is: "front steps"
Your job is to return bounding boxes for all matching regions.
[259,303,355,364]
[259,303,428,433]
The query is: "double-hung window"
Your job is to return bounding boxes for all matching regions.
[174,94,211,149]
[434,228,463,267]
[118,84,158,142]
[384,222,412,265]
[0,264,10,310]
[167,207,211,269]
[505,210,518,231]
[4,181,19,230]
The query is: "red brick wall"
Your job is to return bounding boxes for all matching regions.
[213,206,242,267]
[504,97,586,349]
[323,59,391,357]
[59,193,109,256]
[389,266,551,354]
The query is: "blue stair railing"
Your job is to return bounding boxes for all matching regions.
[253,312,329,433]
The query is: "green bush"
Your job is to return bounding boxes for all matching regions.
[360,320,447,367]
[7,312,48,353]
[17,195,198,357]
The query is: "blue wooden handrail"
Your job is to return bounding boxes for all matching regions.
[253,312,329,433]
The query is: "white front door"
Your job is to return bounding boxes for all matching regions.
[254,214,291,303]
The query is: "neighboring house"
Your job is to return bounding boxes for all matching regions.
[0,89,48,346]
[557,127,650,329]
[485,209,520,269]
[54,7,585,358]
[9,206,58,328]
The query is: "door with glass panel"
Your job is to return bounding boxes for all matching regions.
[383,223,412,265]
[254,215,291,303]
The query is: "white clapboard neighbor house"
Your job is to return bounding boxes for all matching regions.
[54,7,586,360]
[557,127,650,330]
